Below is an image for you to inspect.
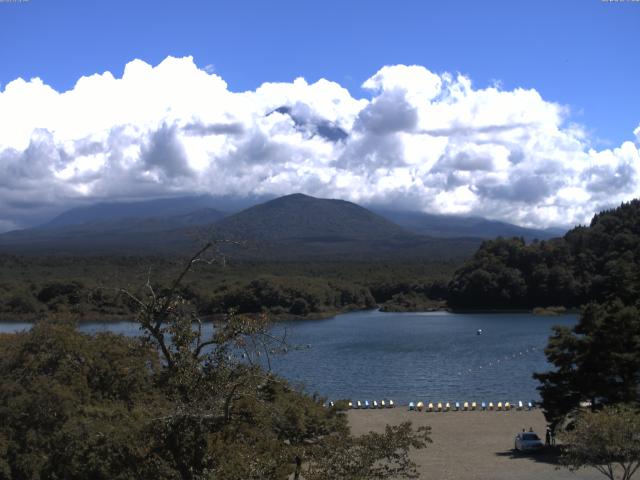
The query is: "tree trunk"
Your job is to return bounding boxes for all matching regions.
[293,455,302,480]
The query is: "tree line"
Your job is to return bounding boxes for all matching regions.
[448,200,640,310]
[0,255,454,321]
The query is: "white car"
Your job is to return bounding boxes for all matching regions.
[514,432,544,452]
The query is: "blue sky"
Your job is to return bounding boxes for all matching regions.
[2,0,638,145]
[0,0,639,231]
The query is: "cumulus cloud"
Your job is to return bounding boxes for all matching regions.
[0,55,639,232]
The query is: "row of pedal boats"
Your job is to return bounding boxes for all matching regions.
[327,400,396,409]
[408,400,534,411]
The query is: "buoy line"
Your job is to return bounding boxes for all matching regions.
[455,345,542,377]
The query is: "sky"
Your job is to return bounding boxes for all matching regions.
[0,0,638,232]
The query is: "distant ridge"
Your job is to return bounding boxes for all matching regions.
[42,195,267,228]
[0,193,565,258]
[373,209,565,241]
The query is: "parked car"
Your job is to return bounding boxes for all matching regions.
[514,432,544,452]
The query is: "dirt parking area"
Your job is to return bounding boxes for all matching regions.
[348,408,602,480]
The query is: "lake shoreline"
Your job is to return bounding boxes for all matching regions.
[0,304,581,324]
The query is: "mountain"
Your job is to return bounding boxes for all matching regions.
[210,193,481,259]
[373,209,565,240]
[0,193,481,259]
[215,193,406,241]
[2,193,566,259]
[0,208,227,255]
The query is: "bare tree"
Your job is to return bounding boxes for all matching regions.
[120,241,432,480]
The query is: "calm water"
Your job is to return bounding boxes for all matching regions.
[0,310,576,404]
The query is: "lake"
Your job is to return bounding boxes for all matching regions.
[0,310,576,405]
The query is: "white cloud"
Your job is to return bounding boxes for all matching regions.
[0,56,638,232]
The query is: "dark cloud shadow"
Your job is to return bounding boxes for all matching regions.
[183,121,244,136]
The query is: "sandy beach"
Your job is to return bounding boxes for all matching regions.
[348,408,602,480]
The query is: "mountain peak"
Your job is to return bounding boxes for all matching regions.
[214,193,406,242]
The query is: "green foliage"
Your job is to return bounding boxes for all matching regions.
[0,255,458,321]
[559,405,640,480]
[449,200,640,310]
[534,301,640,428]
[304,421,432,480]
[0,316,164,479]
[0,245,433,479]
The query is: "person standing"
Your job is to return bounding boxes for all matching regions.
[545,427,551,447]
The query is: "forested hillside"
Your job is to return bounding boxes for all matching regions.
[448,200,640,310]
[0,255,455,321]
